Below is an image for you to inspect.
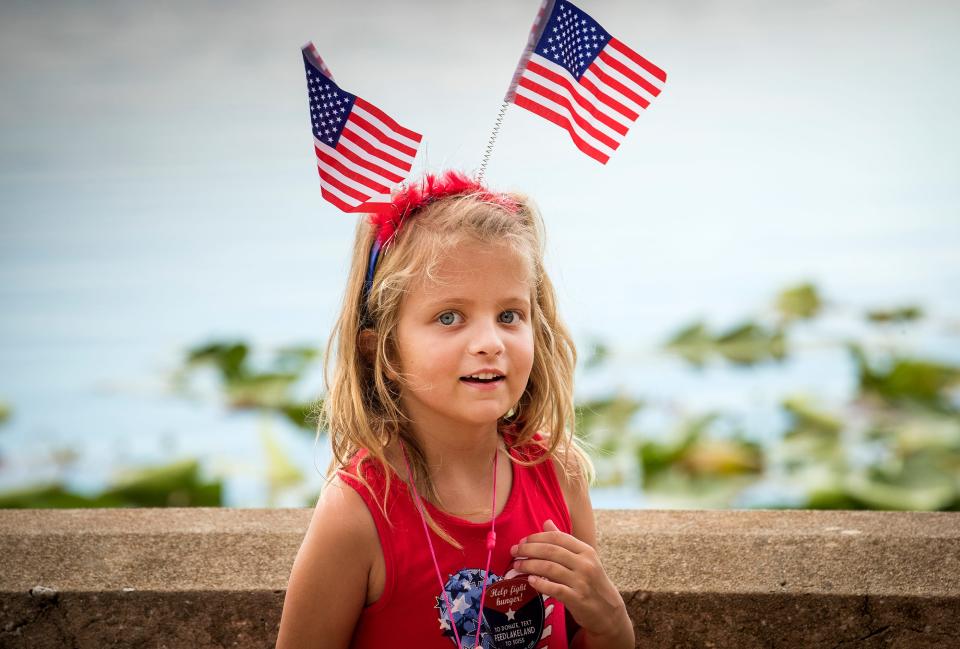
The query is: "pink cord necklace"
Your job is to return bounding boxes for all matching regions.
[400,441,499,649]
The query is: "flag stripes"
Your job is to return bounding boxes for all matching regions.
[302,42,421,213]
[507,1,666,164]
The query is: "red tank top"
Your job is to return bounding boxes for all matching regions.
[339,438,572,649]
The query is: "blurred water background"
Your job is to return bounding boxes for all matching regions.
[1,0,958,509]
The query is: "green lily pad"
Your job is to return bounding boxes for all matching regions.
[0,484,125,508]
[665,320,787,367]
[225,372,299,409]
[782,396,842,437]
[866,306,923,324]
[187,341,250,382]
[844,468,956,511]
[850,345,960,410]
[776,282,822,320]
[105,459,222,507]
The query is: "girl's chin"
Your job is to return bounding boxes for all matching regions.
[454,407,511,425]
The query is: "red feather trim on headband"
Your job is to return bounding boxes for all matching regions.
[369,170,520,246]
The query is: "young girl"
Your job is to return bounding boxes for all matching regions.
[276,171,634,649]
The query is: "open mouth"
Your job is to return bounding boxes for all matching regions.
[460,376,506,384]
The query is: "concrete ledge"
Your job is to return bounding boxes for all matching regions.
[1,509,958,647]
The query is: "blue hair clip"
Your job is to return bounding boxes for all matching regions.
[360,238,382,328]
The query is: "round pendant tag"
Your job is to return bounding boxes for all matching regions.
[481,577,545,649]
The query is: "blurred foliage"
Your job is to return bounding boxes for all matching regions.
[0,338,321,509]
[0,400,10,426]
[262,426,305,486]
[665,320,787,367]
[866,306,923,324]
[582,338,611,371]
[776,282,822,321]
[174,340,323,506]
[0,460,221,508]
[4,280,957,512]
[176,340,322,429]
[579,281,960,511]
[850,345,960,412]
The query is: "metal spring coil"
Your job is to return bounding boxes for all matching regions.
[477,102,509,183]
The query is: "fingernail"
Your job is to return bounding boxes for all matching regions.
[519,536,527,544]
[510,544,518,555]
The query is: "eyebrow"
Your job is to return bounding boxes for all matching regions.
[425,296,531,309]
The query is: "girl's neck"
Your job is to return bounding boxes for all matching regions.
[390,426,511,521]
[412,425,503,480]
[382,424,505,489]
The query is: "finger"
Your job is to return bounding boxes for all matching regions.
[511,541,579,571]
[526,574,575,604]
[520,529,591,555]
[543,519,560,533]
[512,557,576,585]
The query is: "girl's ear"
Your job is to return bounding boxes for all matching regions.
[359,329,400,382]
[358,329,376,363]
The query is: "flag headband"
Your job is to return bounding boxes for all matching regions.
[360,170,521,328]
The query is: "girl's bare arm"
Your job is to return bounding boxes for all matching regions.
[275,476,377,649]
[551,457,635,648]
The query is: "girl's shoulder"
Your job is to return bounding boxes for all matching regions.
[316,469,382,562]
[315,449,395,579]
[275,467,383,646]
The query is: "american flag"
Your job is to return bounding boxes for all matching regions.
[301,42,422,213]
[506,0,667,164]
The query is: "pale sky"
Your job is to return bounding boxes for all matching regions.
[1,0,958,349]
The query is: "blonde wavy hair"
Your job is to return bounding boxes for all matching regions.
[319,176,593,548]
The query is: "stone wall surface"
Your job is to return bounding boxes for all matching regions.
[1,508,958,648]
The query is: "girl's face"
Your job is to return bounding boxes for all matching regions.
[394,240,535,437]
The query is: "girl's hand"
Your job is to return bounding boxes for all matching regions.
[510,519,633,646]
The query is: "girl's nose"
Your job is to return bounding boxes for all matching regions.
[468,320,506,356]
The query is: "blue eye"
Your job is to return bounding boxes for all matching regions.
[438,312,461,326]
[500,310,520,324]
